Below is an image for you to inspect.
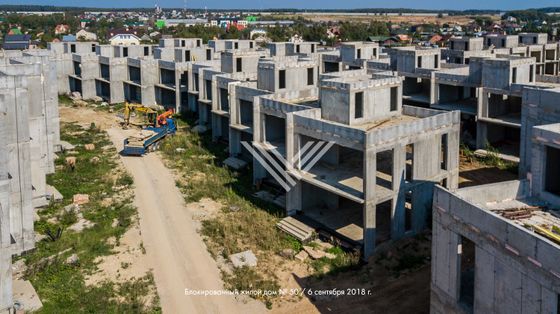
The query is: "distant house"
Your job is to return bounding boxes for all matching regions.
[55,24,70,35]
[3,34,32,50]
[367,36,400,46]
[107,27,138,39]
[62,35,76,42]
[109,33,140,46]
[76,29,97,41]
[326,26,340,39]
[8,28,22,35]
[429,34,443,45]
[80,19,90,28]
[140,34,151,42]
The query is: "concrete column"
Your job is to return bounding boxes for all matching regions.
[0,240,12,313]
[197,101,206,125]
[429,73,437,105]
[0,178,12,312]
[252,97,262,143]
[174,71,181,113]
[432,82,440,108]
[228,129,241,157]
[211,114,221,142]
[363,148,376,258]
[286,114,301,215]
[446,126,460,190]
[391,145,406,240]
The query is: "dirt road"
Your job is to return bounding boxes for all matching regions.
[106,127,265,314]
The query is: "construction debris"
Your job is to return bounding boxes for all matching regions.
[12,279,43,312]
[229,250,257,268]
[65,254,80,265]
[294,250,309,262]
[45,185,64,202]
[84,143,96,151]
[72,194,90,205]
[303,246,325,260]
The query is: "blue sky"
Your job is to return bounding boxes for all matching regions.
[10,0,560,10]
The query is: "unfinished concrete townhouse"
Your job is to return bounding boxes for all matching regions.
[430,88,560,314]
[276,70,460,257]
[0,50,60,312]
[227,54,320,165]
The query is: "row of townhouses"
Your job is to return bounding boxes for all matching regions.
[1,32,559,313]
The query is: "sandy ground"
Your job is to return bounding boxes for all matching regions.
[106,126,266,314]
[84,223,151,286]
[61,106,265,313]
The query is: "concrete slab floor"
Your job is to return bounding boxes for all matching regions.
[301,161,393,201]
[303,202,364,243]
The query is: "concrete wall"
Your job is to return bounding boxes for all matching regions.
[520,87,560,177]
[0,49,60,313]
[485,35,519,49]
[449,37,484,51]
[319,75,403,126]
[431,184,560,314]
[257,57,319,92]
[481,58,535,91]
[519,33,548,46]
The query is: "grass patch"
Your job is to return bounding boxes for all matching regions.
[460,142,517,173]
[309,249,361,276]
[26,122,160,313]
[223,267,280,309]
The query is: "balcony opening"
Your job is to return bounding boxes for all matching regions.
[459,236,475,313]
[355,92,363,119]
[545,146,560,197]
[390,86,398,111]
[307,68,314,86]
[279,70,286,89]
[441,134,448,170]
[219,88,229,111]
[236,57,242,72]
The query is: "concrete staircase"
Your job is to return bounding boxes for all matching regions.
[276,216,314,242]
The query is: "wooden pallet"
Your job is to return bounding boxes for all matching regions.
[277,216,314,242]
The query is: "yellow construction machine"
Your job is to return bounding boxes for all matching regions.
[121,102,158,129]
